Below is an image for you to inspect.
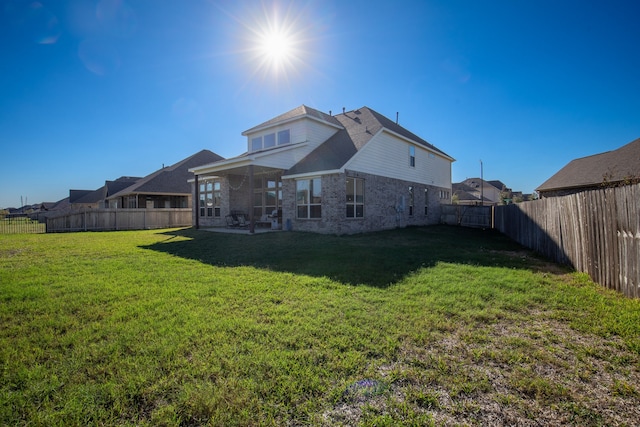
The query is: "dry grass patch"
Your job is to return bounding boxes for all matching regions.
[323,307,640,426]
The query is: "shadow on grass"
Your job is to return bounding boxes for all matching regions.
[140,225,558,288]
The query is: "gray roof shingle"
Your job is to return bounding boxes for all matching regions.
[108,150,224,198]
[242,105,343,135]
[285,106,452,176]
[537,137,640,192]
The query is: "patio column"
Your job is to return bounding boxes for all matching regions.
[248,165,255,233]
[194,174,199,229]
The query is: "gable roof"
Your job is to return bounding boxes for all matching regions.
[242,105,343,135]
[487,180,508,191]
[285,106,453,176]
[453,182,493,203]
[70,176,141,205]
[108,150,224,198]
[537,137,640,192]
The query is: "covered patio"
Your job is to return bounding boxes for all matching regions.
[192,158,285,234]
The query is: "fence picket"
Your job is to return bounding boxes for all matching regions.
[45,208,192,233]
[494,183,640,298]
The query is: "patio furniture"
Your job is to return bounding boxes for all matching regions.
[256,214,271,228]
[237,214,249,228]
[225,214,239,228]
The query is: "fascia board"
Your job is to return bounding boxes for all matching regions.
[242,115,343,136]
[190,158,254,174]
[281,169,342,180]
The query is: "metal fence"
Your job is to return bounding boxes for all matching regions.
[440,205,493,228]
[0,216,46,234]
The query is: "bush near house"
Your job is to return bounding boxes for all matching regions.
[1,226,639,426]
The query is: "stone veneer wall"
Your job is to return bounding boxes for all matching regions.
[281,170,449,235]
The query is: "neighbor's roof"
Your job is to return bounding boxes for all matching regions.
[108,149,224,198]
[69,176,141,204]
[537,137,640,192]
[285,106,453,176]
[242,104,343,135]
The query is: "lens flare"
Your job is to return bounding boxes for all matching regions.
[259,30,293,70]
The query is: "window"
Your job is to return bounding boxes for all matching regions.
[439,190,450,199]
[253,176,282,218]
[199,180,221,217]
[251,129,290,151]
[346,177,364,218]
[277,129,290,145]
[408,186,414,216]
[424,188,429,215]
[297,178,321,219]
[263,133,276,148]
[409,145,416,167]
[126,196,137,208]
[251,136,262,151]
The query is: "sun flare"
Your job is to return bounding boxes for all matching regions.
[232,2,323,86]
[253,25,298,75]
[259,30,293,66]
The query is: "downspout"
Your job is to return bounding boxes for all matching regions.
[194,174,200,230]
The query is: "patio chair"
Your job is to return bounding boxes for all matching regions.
[225,214,239,228]
[237,214,249,228]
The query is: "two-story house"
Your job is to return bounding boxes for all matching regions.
[190,105,454,234]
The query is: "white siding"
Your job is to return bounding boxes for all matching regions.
[246,118,340,170]
[345,131,452,188]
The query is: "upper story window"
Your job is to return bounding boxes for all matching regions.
[250,129,291,152]
[264,133,276,149]
[409,145,416,167]
[252,136,262,151]
[278,129,290,145]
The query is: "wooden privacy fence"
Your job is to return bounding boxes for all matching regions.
[46,208,192,233]
[494,184,640,298]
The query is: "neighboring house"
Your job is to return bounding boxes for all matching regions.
[190,105,454,234]
[452,182,492,206]
[107,149,224,209]
[453,178,505,205]
[537,137,640,198]
[69,176,142,210]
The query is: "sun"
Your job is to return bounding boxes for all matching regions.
[235,3,314,81]
[253,24,300,76]
[259,30,293,68]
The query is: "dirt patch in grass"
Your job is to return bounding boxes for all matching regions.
[322,312,640,426]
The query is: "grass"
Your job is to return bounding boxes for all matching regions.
[1,225,639,426]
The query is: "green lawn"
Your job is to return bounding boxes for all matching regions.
[1,226,639,426]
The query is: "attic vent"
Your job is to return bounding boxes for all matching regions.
[342,107,345,114]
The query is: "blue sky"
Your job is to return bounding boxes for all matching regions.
[1,0,639,209]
